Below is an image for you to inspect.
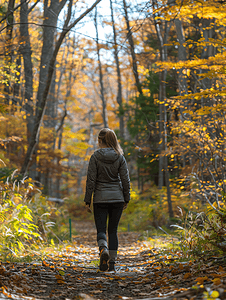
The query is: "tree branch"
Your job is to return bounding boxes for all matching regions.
[28,0,41,14]
[67,0,102,31]
[0,0,30,25]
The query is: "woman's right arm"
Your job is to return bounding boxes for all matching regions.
[84,154,97,205]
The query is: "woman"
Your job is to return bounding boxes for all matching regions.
[84,128,130,272]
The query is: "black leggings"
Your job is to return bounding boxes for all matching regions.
[93,202,124,250]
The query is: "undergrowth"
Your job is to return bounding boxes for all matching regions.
[173,202,226,257]
[118,185,194,232]
[0,167,75,261]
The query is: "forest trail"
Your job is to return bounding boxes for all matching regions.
[0,221,226,300]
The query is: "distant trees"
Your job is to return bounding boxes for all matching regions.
[1,0,102,196]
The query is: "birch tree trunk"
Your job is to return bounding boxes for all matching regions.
[94,7,108,128]
[110,0,124,138]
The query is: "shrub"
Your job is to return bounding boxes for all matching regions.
[0,166,72,259]
[172,201,226,256]
[0,174,42,258]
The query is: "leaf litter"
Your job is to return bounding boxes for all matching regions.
[0,221,225,299]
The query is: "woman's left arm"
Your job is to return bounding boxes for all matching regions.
[119,156,130,204]
[84,154,97,205]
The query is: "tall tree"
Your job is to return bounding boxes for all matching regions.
[123,0,143,95]
[174,19,187,113]
[20,0,103,176]
[4,0,15,105]
[110,0,124,138]
[20,0,34,142]
[36,0,67,113]
[94,7,108,128]
[152,0,174,218]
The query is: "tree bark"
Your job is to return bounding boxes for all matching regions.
[123,0,143,95]
[20,0,34,142]
[94,7,108,128]
[4,0,15,105]
[13,55,21,107]
[20,0,103,176]
[153,3,174,218]
[56,126,63,198]
[174,19,187,102]
[200,18,215,93]
[158,70,165,190]
[110,0,124,138]
[36,0,67,114]
[44,69,57,129]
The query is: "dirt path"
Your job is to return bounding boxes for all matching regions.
[0,221,226,299]
[73,220,140,247]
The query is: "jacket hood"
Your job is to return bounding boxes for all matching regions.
[94,148,119,163]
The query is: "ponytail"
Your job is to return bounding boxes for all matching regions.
[98,128,123,155]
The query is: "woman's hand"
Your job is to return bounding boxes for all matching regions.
[85,203,92,213]
[123,202,128,210]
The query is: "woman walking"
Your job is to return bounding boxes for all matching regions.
[84,128,130,271]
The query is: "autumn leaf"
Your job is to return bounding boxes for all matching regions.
[212,278,221,286]
[184,273,192,279]
[195,276,208,285]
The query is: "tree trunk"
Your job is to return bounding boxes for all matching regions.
[174,19,187,113]
[174,18,188,175]
[163,101,174,219]
[123,0,142,95]
[94,7,108,128]
[153,4,174,218]
[110,0,124,138]
[158,71,164,190]
[36,0,67,114]
[20,0,103,176]
[154,18,167,190]
[13,55,21,107]
[36,0,67,187]
[4,0,15,105]
[56,127,63,198]
[201,18,215,94]
[44,69,57,129]
[42,69,57,196]
[20,0,34,142]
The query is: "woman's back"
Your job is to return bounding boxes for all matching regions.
[94,148,121,183]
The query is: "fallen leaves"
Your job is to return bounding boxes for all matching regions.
[184,272,192,279]
[0,224,225,299]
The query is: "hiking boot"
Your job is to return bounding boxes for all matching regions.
[99,248,109,271]
[108,262,115,272]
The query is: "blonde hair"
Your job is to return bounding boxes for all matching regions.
[98,128,123,155]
